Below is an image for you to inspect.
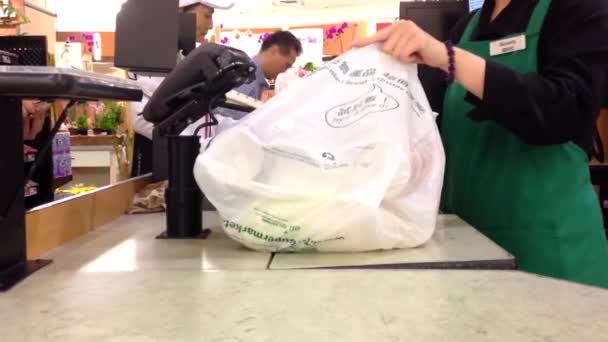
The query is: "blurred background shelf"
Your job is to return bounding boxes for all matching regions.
[53,175,73,190]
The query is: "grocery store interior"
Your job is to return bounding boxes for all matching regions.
[0,0,607,341]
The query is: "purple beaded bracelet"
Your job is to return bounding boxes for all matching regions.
[444,40,456,83]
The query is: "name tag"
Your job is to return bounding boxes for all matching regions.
[489,34,526,56]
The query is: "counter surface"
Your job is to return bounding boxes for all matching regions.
[42,212,513,272]
[41,212,272,272]
[0,213,605,341]
[0,269,606,341]
[270,215,515,270]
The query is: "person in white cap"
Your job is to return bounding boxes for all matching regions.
[133,0,236,139]
[179,0,235,43]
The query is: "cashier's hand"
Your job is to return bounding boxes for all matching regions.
[352,20,449,70]
[22,100,51,141]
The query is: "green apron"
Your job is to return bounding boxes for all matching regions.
[441,0,608,288]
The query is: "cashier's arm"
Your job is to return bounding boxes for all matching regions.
[352,20,486,99]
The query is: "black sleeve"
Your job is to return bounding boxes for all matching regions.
[469,0,608,145]
[603,71,608,109]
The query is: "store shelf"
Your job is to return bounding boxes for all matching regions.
[25,181,38,198]
[53,175,73,190]
[24,144,38,163]
[70,135,115,146]
[24,153,36,163]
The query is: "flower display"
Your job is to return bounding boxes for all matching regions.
[297,69,309,78]
[326,22,349,40]
[83,33,94,53]
[65,32,95,54]
[65,33,95,54]
[258,32,272,43]
[325,22,356,54]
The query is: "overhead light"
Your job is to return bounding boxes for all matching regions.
[272,0,306,6]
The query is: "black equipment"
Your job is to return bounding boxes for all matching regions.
[0,67,142,291]
[142,43,256,239]
[399,0,470,115]
[114,0,196,75]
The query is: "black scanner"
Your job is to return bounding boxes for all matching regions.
[142,43,256,131]
[142,43,256,239]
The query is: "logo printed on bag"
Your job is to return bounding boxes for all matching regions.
[319,59,377,85]
[223,219,345,252]
[378,72,427,118]
[380,72,408,88]
[322,152,336,161]
[325,84,399,128]
[264,147,349,169]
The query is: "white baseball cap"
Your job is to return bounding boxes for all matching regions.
[178,0,235,10]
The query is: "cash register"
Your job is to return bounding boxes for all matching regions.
[0,67,143,291]
[115,0,258,240]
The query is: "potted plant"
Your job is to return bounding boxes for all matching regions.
[95,113,117,135]
[92,126,108,135]
[95,101,122,135]
[96,101,132,182]
[1,0,30,35]
[303,62,318,72]
[75,115,89,135]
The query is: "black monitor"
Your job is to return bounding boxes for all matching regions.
[114,0,196,75]
[399,1,469,114]
[399,0,469,42]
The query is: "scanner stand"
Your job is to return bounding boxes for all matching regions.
[140,43,257,240]
[153,93,210,240]
[153,90,254,240]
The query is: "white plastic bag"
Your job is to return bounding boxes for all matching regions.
[194,44,445,252]
[275,67,312,94]
[274,68,301,94]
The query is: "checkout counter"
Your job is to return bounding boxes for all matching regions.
[0,0,605,339]
[0,211,605,341]
[0,67,143,291]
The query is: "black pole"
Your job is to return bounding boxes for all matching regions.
[158,134,209,239]
[0,97,51,292]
